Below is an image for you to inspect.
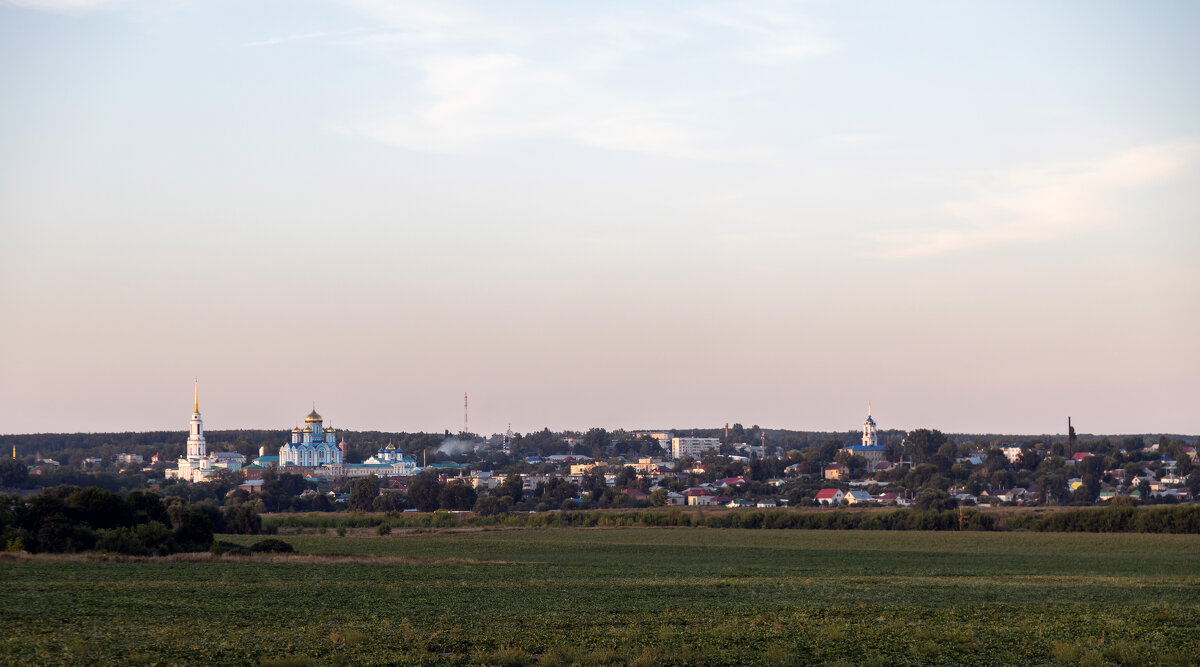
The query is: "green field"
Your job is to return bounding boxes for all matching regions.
[2,528,1198,665]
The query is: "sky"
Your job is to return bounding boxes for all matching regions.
[1,0,1197,437]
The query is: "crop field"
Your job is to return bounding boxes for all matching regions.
[2,528,1199,665]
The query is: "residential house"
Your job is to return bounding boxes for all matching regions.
[875,491,903,505]
[622,488,649,502]
[815,488,845,506]
[684,488,714,506]
[997,488,1028,503]
[844,490,874,505]
[238,479,265,493]
[823,464,848,481]
[570,462,601,476]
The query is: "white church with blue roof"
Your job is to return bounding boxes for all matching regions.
[256,408,420,479]
[839,404,887,464]
[279,408,344,467]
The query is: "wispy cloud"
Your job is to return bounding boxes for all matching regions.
[691,4,835,65]
[830,133,888,145]
[245,29,363,49]
[350,52,713,158]
[3,0,129,12]
[338,0,524,48]
[869,140,1200,260]
[335,1,833,158]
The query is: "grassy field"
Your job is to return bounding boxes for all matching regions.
[2,528,1198,665]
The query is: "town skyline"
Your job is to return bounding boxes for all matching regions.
[2,1,1197,436]
[1,379,1186,440]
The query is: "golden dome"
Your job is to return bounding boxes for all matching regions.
[304,409,322,424]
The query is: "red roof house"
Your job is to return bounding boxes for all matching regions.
[815,488,845,505]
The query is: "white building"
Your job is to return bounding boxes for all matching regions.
[167,381,242,483]
[323,443,420,479]
[627,431,672,452]
[671,437,721,459]
[360,443,418,472]
[279,408,344,467]
[1000,446,1023,464]
[838,404,886,464]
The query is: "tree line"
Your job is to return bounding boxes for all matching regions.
[0,486,262,555]
[260,505,1199,534]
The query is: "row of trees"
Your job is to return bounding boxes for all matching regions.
[0,486,261,555]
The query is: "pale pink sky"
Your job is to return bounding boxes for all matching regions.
[1,0,1197,436]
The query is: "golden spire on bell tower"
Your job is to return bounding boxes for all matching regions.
[193,378,199,413]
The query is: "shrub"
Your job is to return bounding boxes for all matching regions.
[211,540,251,556]
[249,538,294,553]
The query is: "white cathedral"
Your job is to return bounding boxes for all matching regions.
[166,381,245,483]
[279,408,344,467]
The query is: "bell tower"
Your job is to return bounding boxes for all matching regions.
[862,402,878,448]
[187,379,206,459]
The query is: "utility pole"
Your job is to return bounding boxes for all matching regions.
[464,392,469,435]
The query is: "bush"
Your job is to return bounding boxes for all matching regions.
[250,538,294,553]
[211,540,251,556]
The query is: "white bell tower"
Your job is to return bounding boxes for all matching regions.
[187,379,206,459]
[862,402,878,448]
